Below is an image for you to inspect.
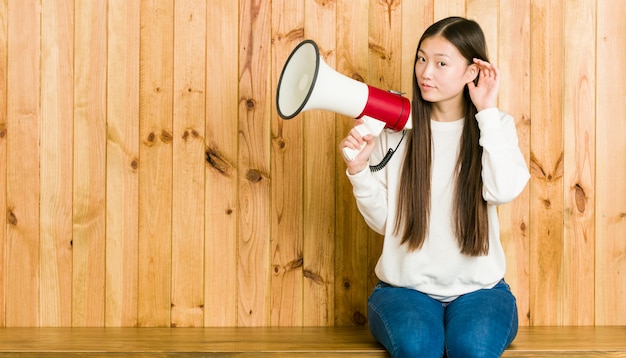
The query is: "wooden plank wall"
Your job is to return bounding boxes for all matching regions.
[0,0,624,327]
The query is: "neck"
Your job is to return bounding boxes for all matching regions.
[431,105,464,122]
[430,96,465,122]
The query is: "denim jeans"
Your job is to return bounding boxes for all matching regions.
[367,280,518,358]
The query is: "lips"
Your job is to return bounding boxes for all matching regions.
[421,83,435,91]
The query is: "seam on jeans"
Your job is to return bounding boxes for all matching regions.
[372,305,396,357]
[497,292,518,354]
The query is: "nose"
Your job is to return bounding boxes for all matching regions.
[416,63,432,80]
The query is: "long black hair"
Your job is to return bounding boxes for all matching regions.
[394,17,490,256]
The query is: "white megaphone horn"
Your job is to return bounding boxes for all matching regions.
[276,39,412,161]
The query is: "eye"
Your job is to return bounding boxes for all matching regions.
[437,61,447,67]
[416,56,426,63]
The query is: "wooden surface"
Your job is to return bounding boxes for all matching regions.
[171,0,206,329]
[0,327,626,357]
[0,0,624,328]
[137,0,174,328]
[595,0,626,326]
[0,327,387,357]
[504,326,626,357]
[72,0,107,327]
[6,0,41,327]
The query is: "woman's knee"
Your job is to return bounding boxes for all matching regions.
[444,281,519,357]
[367,283,445,357]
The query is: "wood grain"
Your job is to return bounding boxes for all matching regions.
[334,0,370,327]
[5,0,40,327]
[171,0,206,328]
[528,0,565,325]
[73,0,108,327]
[205,0,239,327]
[561,0,595,325]
[301,0,337,327]
[0,326,625,357]
[595,0,626,325]
[497,0,532,326]
[0,0,7,328]
[105,0,140,328]
[434,0,465,20]
[400,0,431,97]
[270,0,305,327]
[238,0,272,326]
[137,0,174,327]
[40,0,73,328]
[0,0,624,328]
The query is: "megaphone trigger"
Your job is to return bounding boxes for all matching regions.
[341,116,386,161]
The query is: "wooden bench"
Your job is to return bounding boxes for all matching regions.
[0,326,625,357]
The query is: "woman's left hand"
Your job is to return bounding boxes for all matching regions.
[467,58,500,112]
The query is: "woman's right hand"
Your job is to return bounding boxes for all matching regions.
[339,120,377,175]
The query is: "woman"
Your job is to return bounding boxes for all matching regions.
[340,17,530,358]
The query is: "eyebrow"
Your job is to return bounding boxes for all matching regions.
[417,49,452,58]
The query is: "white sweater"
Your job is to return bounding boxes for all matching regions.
[347,108,530,301]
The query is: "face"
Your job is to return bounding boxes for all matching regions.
[414,35,477,107]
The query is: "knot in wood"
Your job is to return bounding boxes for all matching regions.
[206,147,231,175]
[183,129,200,141]
[161,130,173,143]
[574,183,586,213]
[314,0,335,7]
[353,311,367,326]
[7,210,17,225]
[245,169,263,182]
[303,269,325,285]
[245,99,256,110]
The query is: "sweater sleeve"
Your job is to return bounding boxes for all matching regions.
[476,108,530,205]
[346,167,388,234]
[344,131,397,235]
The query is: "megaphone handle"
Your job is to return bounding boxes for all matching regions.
[342,116,386,161]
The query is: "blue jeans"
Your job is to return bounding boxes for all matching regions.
[367,280,518,358]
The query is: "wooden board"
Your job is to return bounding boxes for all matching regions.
[171,0,206,328]
[595,0,626,325]
[1,327,626,357]
[5,0,41,327]
[497,0,532,326]
[0,0,7,328]
[137,0,174,327]
[72,0,107,327]
[40,0,74,328]
[204,0,239,328]
[334,0,370,328]
[238,0,272,326]
[105,0,140,327]
[300,0,338,327]
[561,0,595,325]
[269,0,305,327]
[0,0,624,329]
[528,0,565,325]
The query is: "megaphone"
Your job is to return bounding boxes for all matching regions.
[276,39,412,161]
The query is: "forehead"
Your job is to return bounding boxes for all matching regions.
[418,35,463,59]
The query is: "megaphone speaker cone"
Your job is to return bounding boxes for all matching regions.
[276,40,319,119]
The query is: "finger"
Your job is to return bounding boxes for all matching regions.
[344,135,363,150]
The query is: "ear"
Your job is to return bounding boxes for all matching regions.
[465,63,479,84]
